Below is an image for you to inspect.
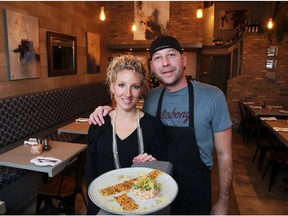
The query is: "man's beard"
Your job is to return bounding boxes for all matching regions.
[160,73,182,87]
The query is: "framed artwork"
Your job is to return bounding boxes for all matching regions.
[4,9,40,80]
[220,10,249,30]
[86,32,100,74]
[266,59,277,70]
[267,46,278,57]
[47,31,77,77]
[134,1,170,40]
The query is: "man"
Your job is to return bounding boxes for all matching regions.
[90,35,233,215]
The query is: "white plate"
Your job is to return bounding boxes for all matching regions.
[88,167,178,215]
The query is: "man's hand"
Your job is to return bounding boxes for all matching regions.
[89,105,112,125]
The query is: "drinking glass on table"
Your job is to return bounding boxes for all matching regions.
[30,143,43,155]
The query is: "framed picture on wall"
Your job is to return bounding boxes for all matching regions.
[47,32,77,77]
[267,46,278,57]
[219,10,249,30]
[86,32,100,74]
[134,1,170,40]
[4,9,41,80]
[266,59,277,70]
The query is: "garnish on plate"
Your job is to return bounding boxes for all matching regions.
[131,172,160,200]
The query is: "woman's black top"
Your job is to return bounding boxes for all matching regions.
[85,113,165,210]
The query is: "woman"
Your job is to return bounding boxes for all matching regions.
[85,54,165,214]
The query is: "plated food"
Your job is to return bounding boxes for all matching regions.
[88,167,178,214]
[131,172,160,200]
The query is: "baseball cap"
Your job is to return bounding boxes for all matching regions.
[149,35,183,57]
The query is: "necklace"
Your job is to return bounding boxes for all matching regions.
[112,109,144,169]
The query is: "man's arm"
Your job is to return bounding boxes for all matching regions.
[89,105,113,125]
[211,127,233,215]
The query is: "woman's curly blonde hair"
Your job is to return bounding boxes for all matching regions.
[106,54,148,97]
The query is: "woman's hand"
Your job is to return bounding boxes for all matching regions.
[132,153,156,163]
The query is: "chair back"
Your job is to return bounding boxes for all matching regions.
[238,101,245,120]
[267,130,288,161]
[36,150,87,214]
[57,151,86,196]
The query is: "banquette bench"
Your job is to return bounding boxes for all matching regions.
[0,82,111,213]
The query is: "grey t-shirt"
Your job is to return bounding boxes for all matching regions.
[143,80,232,167]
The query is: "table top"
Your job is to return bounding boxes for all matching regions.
[261,119,288,147]
[247,105,288,118]
[0,141,87,177]
[58,121,89,135]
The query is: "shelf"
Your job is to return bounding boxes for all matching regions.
[106,43,203,51]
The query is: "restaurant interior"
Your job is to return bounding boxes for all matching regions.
[0,1,288,215]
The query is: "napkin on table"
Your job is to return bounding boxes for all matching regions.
[243,102,255,105]
[273,127,288,132]
[260,117,277,121]
[76,118,89,123]
[30,156,62,166]
[279,110,288,114]
[250,105,262,109]
[271,105,283,108]
[24,138,38,145]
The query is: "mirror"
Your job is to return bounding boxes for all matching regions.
[47,31,77,76]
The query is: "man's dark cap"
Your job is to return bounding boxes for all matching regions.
[149,35,183,57]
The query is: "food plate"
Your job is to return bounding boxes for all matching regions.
[88,167,178,215]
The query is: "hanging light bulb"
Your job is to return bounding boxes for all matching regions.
[100,6,106,21]
[196,7,203,19]
[132,23,137,32]
[267,18,273,29]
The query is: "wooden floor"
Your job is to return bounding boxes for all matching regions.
[228,131,288,214]
[25,131,288,214]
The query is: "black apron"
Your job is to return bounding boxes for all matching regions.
[156,79,211,215]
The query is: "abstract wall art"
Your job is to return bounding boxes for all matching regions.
[220,10,249,30]
[4,9,40,80]
[134,1,170,40]
[86,32,100,74]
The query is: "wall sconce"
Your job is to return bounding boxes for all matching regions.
[267,18,273,29]
[196,7,203,19]
[100,6,106,21]
[132,23,137,32]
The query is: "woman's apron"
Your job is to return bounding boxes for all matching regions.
[156,79,211,215]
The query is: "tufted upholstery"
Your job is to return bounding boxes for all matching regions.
[0,166,29,189]
[0,82,111,147]
[0,82,111,189]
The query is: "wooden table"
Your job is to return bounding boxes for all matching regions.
[0,141,87,177]
[261,119,288,147]
[246,105,288,118]
[58,121,89,135]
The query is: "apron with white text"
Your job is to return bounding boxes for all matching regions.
[156,79,211,215]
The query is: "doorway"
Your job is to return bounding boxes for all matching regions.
[199,54,230,95]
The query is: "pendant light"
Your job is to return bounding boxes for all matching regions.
[132,23,137,32]
[100,6,106,21]
[267,18,273,29]
[196,7,203,19]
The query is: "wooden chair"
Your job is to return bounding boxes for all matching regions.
[262,130,288,191]
[35,151,87,214]
[241,103,257,146]
[237,101,246,137]
[252,119,269,170]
